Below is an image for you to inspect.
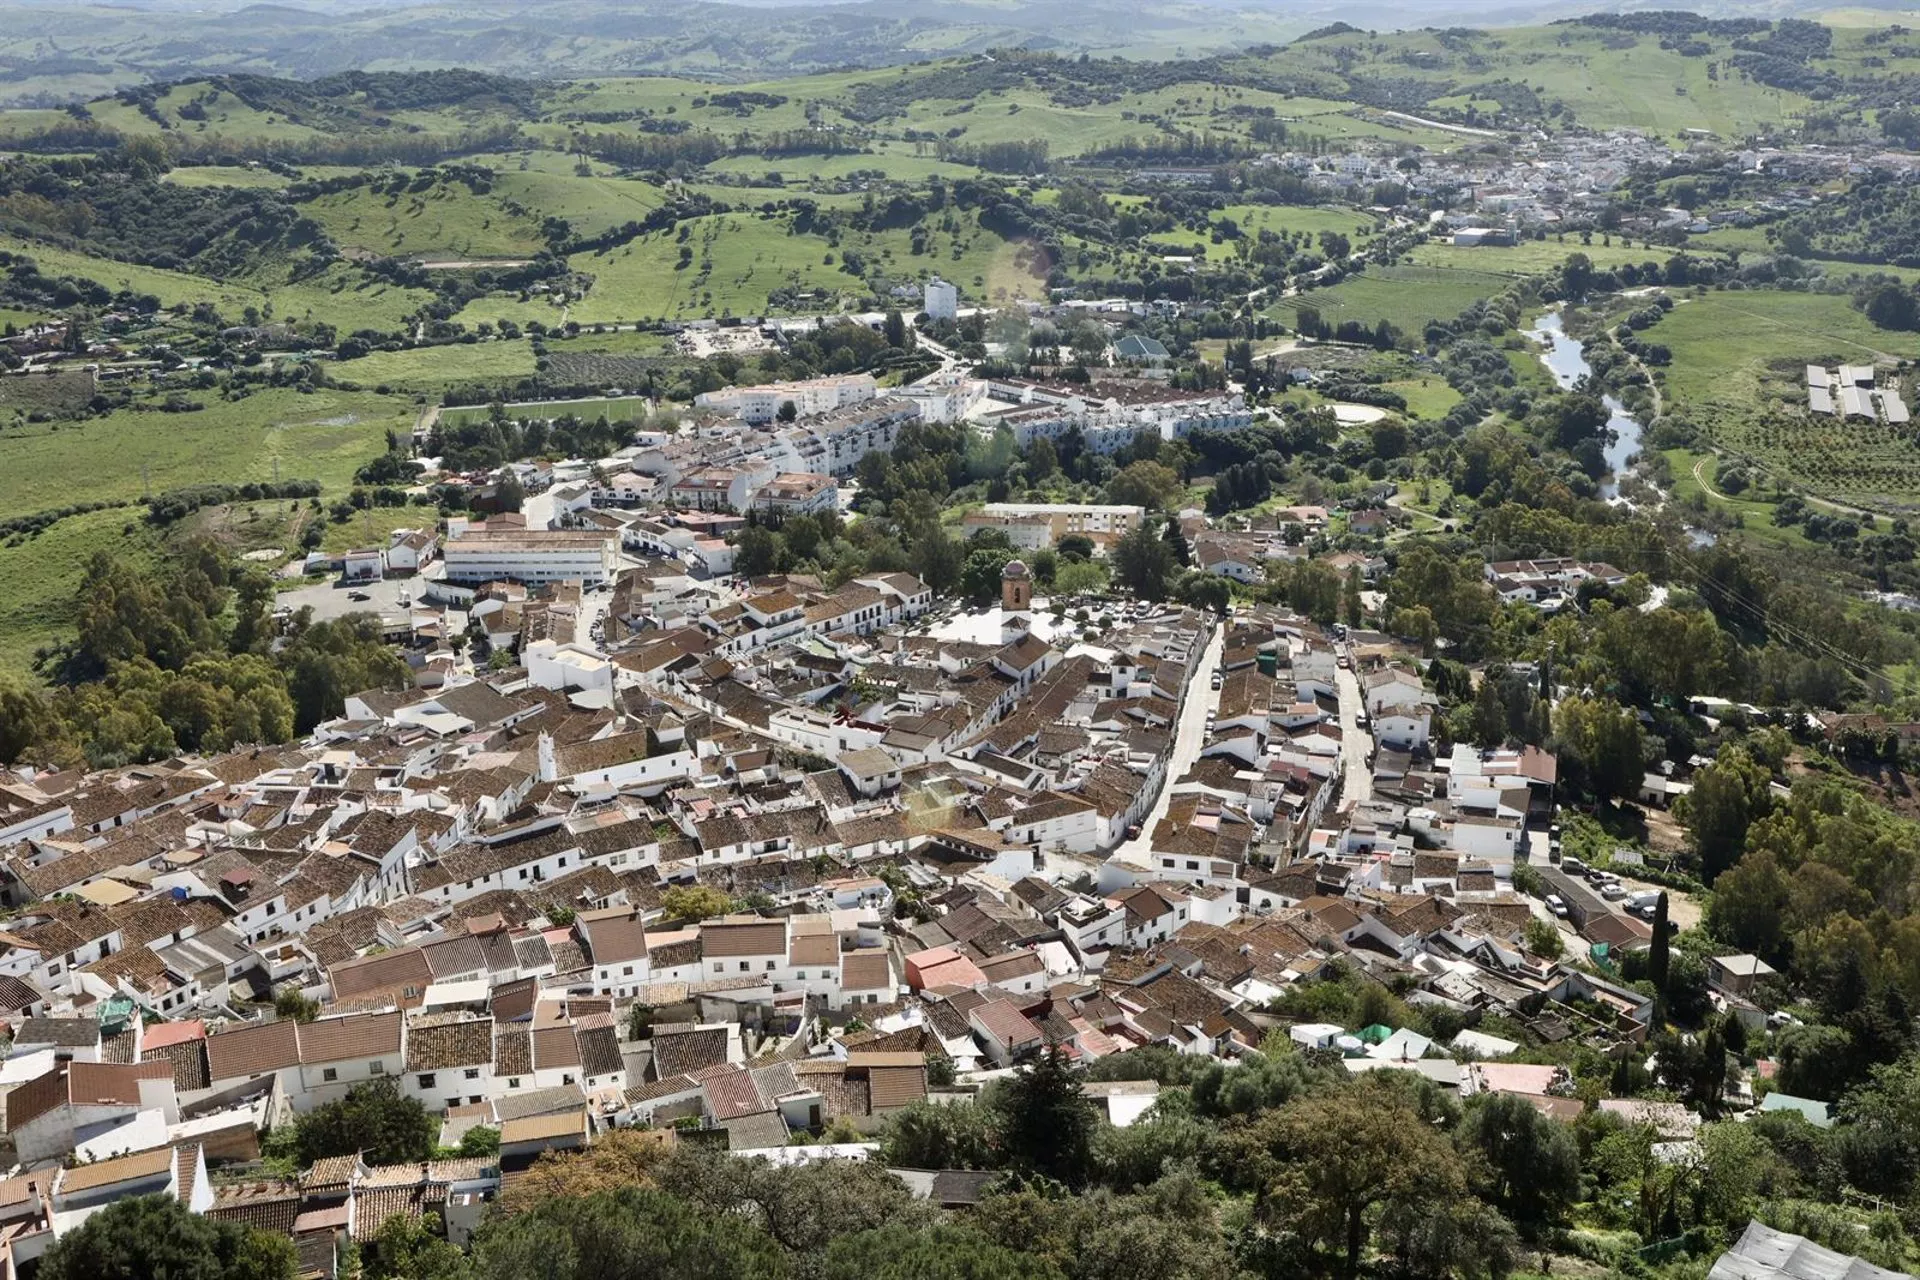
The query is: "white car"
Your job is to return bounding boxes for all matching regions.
[1600,882,1628,901]
[1545,894,1568,918]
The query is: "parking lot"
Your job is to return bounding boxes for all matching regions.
[275,574,419,623]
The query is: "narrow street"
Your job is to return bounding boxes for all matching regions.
[1105,622,1225,868]
[1333,661,1373,810]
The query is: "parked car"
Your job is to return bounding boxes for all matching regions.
[346,590,371,602]
[1546,894,1568,918]
[1560,856,1587,876]
[1600,883,1629,901]
[1210,672,1223,690]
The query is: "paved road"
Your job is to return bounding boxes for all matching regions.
[1105,622,1225,869]
[1333,660,1373,810]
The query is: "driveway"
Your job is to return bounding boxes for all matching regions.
[1104,622,1225,869]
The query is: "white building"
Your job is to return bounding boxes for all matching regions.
[924,277,958,322]
[440,530,618,586]
[694,374,876,426]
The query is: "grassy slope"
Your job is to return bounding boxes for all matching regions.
[0,386,407,514]
[0,508,157,675]
[0,232,433,332]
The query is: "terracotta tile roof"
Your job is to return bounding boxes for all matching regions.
[865,1064,928,1111]
[500,1110,588,1144]
[493,1027,532,1077]
[209,1180,302,1235]
[298,1011,402,1065]
[579,908,648,967]
[699,917,786,958]
[700,1067,766,1121]
[577,1024,622,1078]
[530,1025,580,1071]
[144,1039,211,1092]
[651,1026,728,1079]
[841,951,891,990]
[329,948,432,1001]
[302,1155,361,1194]
[58,1145,175,1195]
[405,1016,494,1072]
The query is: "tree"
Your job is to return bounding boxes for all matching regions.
[777,398,799,423]
[365,1215,472,1280]
[39,1195,297,1280]
[992,1044,1099,1187]
[1112,520,1176,601]
[1057,533,1095,562]
[1163,519,1191,567]
[473,1186,788,1280]
[495,469,526,514]
[499,1130,674,1214]
[734,525,781,577]
[1340,565,1363,629]
[962,546,1016,601]
[1250,1077,1470,1280]
[661,884,733,923]
[821,1225,1061,1280]
[1105,461,1183,511]
[294,1079,435,1167]
[273,988,319,1023]
[879,1099,999,1170]
[1524,916,1565,960]
[1553,695,1644,803]
[1454,1092,1581,1239]
[1676,745,1773,882]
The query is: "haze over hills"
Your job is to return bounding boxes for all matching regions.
[1,0,1913,103]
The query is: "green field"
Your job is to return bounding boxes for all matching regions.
[0,387,406,516]
[0,508,157,675]
[1274,265,1517,335]
[1406,239,1703,276]
[332,340,539,391]
[163,165,293,190]
[438,395,652,427]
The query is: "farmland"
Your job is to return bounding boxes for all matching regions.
[1273,265,1519,336]
[1636,291,1920,511]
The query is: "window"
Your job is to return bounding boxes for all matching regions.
[507,1077,521,1089]
[765,960,775,971]
[622,965,633,977]
[713,963,724,974]
[562,1073,576,1086]
[418,1073,436,1089]
[465,1068,480,1080]
[739,962,750,973]
[1186,860,1199,871]
[370,1060,385,1075]
[322,1068,338,1083]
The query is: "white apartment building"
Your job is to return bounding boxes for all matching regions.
[440,531,618,586]
[694,374,876,425]
[924,277,958,321]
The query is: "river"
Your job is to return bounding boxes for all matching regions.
[1525,309,1643,500]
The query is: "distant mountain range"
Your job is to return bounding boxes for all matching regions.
[0,0,1910,104]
